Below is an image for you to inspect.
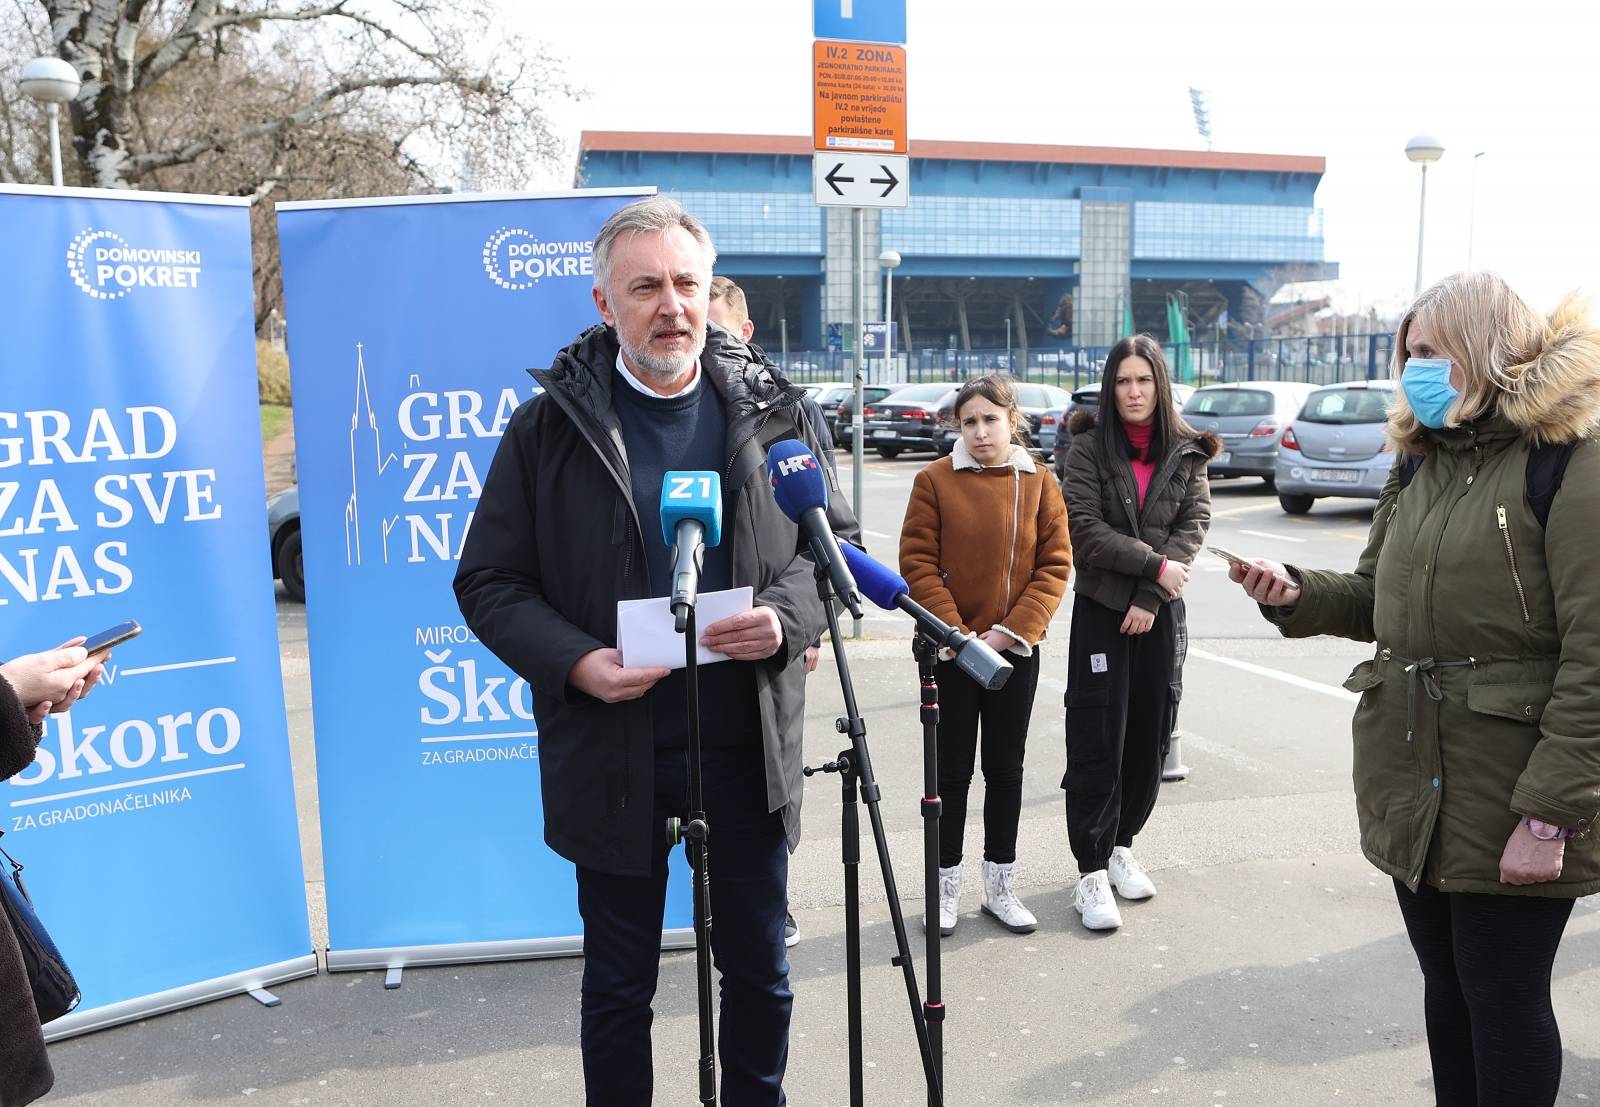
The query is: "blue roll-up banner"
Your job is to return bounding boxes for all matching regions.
[276,188,693,972]
[0,185,315,1038]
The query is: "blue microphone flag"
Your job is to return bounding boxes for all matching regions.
[766,439,829,522]
[660,471,723,547]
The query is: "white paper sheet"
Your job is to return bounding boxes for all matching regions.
[617,586,755,670]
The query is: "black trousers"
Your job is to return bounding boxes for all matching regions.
[1393,879,1574,1107]
[1061,595,1179,873]
[935,647,1041,868]
[576,747,791,1106]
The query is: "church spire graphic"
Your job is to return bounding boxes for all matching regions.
[345,342,399,566]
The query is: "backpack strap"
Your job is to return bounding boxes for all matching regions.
[1526,441,1576,529]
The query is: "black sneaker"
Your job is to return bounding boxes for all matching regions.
[784,911,800,948]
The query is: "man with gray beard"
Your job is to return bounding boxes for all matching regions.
[456,197,856,1104]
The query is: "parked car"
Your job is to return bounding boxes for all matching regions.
[835,382,915,450]
[1274,380,1397,513]
[268,484,303,602]
[854,381,964,458]
[1181,381,1318,489]
[933,382,1074,456]
[1045,382,1195,477]
[819,380,908,441]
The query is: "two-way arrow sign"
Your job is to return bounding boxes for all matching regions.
[813,152,909,208]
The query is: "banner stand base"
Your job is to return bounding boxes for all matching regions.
[246,987,284,1008]
[43,953,319,1042]
[327,928,697,981]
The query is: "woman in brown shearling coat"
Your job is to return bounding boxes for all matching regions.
[900,375,1072,937]
[0,641,105,1107]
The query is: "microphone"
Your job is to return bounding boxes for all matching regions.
[837,540,1014,691]
[766,440,864,620]
[660,471,723,633]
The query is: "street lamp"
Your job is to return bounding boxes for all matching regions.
[1467,150,1487,271]
[1405,133,1445,298]
[18,56,79,187]
[878,249,901,378]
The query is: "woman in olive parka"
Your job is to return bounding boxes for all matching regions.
[1232,273,1600,1107]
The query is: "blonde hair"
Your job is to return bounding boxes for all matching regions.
[1387,272,1585,453]
[709,275,750,327]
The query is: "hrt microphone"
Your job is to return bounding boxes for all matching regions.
[837,540,1014,691]
[766,440,864,620]
[660,471,723,633]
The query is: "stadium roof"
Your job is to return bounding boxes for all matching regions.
[580,131,1325,175]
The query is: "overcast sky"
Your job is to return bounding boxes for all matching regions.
[514,0,1597,317]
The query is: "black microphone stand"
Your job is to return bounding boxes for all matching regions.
[804,561,943,1107]
[911,630,945,1105]
[667,600,717,1106]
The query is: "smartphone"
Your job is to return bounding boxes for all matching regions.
[82,620,141,656]
[1207,546,1300,590]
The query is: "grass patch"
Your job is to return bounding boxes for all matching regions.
[260,403,292,443]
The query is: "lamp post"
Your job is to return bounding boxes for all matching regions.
[1405,134,1445,298]
[878,249,901,379]
[1467,150,1487,271]
[18,57,80,187]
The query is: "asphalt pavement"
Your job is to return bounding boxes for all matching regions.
[43,453,1600,1105]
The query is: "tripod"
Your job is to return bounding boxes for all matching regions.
[665,603,717,1106]
[805,564,943,1106]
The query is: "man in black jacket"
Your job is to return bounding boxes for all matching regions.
[455,197,856,1105]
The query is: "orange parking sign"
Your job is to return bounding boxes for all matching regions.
[812,39,907,155]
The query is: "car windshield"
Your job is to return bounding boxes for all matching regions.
[1183,390,1273,418]
[1298,388,1392,424]
[891,383,956,402]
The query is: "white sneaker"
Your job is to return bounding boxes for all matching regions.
[1074,870,1123,931]
[980,860,1038,934]
[1108,846,1157,900]
[934,863,962,936]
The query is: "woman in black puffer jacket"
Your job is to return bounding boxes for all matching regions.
[0,642,104,1107]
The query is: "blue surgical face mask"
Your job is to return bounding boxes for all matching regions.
[1402,357,1458,429]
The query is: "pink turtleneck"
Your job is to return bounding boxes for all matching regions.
[1124,419,1156,506]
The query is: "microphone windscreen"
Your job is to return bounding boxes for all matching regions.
[766,439,829,524]
[659,471,723,547]
[837,539,908,611]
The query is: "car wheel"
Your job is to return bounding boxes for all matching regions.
[276,526,306,602]
[1278,493,1315,515]
[1262,475,1277,491]
[876,445,903,459]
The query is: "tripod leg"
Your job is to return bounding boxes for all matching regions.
[688,828,717,1106]
[840,751,864,1107]
[919,656,945,1104]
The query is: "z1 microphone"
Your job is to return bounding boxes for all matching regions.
[660,471,723,633]
[766,440,864,620]
[836,540,1014,691]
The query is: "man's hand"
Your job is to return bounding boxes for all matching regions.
[1120,606,1156,635]
[568,649,669,704]
[805,645,821,673]
[1229,559,1301,608]
[700,606,784,661]
[1157,559,1190,598]
[1500,821,1565,885]
[979,629,1018,654]
[1,639,105,723]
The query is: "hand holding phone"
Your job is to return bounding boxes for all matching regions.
[1209,546,1301,605]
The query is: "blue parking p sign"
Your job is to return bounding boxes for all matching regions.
[814,0,906,44]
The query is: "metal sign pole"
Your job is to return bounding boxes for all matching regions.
[850,204,865,639]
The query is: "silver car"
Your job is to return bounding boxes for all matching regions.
[1274,380,1397,513]
[1182,381,1317,489]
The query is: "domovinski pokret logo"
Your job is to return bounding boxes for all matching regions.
[66,228,203,300]
[481,227,594,291]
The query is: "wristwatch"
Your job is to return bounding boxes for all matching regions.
[1522,815,1574,841]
